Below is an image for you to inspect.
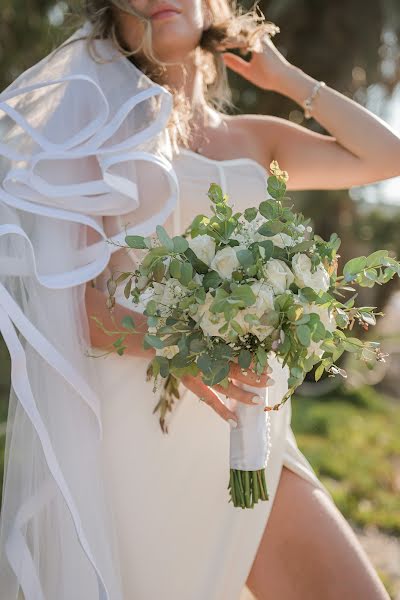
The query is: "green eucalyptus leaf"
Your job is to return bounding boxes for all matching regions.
[121,315,136,331]
[208,183,224,204]
[366,250,389,267]
[258,221,284,237]
[169,258,182,279]
[180,262,193,286]
[236,248,254,268]
[244,207,258,222]
[156,225,174,251]
[238,349,252,369]
[154,356,169,378]
[287,305,304,322]
[145,299,157,316]
[267,175,286,199]
[189,338,207,353]
[203,270,222,291]
[172,236,189,253]
[144,334,164,349]
[212,343,233,360]
[296,324,311,347]
[258,200,277,220]
[184,247,210,274]
[290,240,315,253]
[197,353,212,373]
[202,362,230,386]
[195,287,206,303]
[315,363,325,382]
[343,256,367,281]
[231,320,244,335]
[125,235,146,249]
[230,284,256,307]
[124,278,132,299]
[255,240,274,260]
[153,261,165,282]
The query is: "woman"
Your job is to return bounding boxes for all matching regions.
[0,1,398,599]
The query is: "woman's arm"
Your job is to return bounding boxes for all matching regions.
[223,36,400,191]
[85,282,154,358]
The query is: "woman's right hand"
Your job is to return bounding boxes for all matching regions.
[181,363,273,427]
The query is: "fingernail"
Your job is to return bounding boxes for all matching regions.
[252,395,264,405]
[266,378,275,387]
[228,418,238,429]
[266,366,273,374]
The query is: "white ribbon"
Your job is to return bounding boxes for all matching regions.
[228,382,272,471]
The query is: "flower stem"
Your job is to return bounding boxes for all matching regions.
[229,468,269,508]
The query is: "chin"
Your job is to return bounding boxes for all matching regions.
[150,19,202,62]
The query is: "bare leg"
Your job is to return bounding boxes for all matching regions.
[246,466,390,600]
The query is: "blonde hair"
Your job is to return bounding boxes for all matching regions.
[71,0,279,146]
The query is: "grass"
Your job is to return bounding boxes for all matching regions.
[291,384,400,535]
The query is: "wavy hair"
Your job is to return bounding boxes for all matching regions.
[69,0,279,146]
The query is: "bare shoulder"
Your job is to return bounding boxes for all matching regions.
[221,112,299,169]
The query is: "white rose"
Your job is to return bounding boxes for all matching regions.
[188,234,216,266]
[192,292,228,339]
[210,246,240,280]
[245,281,276,341]
[292,253,330,293]
[156,345,180,359]
[301,303,336,358]
[263,258,294,295]
[302,303,336,333]
[250,281,275,316]
[265,232,296,249]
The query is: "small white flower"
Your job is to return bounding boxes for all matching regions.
[232,214,267,245]
[151,278,188,316]
[210,246,240,280]
[292,253,330,293]
[263,258,294,295]
[192,292,229,340]
[264,232,296,249]
[188,234,216,266]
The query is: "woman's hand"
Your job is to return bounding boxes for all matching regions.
[219,34,293,93]
[181,363,273,427]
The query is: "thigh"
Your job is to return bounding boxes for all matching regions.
[246,466,390,600]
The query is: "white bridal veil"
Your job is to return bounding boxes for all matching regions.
[0,21,178,599]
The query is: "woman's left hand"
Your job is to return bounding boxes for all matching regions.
[219,34,293,93]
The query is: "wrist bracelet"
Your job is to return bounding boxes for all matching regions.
[303,80,325,119]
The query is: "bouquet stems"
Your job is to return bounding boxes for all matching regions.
[228,467,269,509]
[227,381,271,509]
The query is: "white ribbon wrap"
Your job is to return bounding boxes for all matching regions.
[227,382,272,471]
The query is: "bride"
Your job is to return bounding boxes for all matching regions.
[0,1,398,598]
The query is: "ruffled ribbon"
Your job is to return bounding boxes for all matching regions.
[0,23,178,600]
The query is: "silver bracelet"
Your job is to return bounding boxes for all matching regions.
[303,80,326,119]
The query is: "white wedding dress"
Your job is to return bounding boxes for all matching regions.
[0,22,334,599]
[93,147,334,600]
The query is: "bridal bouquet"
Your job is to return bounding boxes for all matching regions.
[101,160,400,509]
